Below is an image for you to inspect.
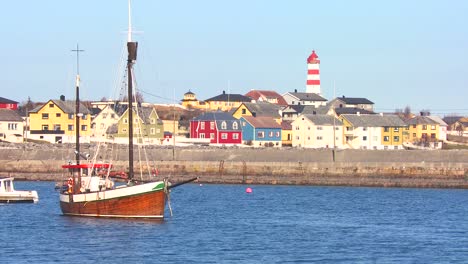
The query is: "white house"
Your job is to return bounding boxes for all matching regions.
[282,90,327,107]
[0,109,24,143]
[90,105,121,142]
[291,114,343,148]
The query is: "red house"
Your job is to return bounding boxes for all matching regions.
[190,112,242,145]
[0,97,18,110]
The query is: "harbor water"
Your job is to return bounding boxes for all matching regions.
[1,181,467,263]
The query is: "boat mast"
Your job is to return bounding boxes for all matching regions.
[72,44,84,165]
[127,0,138,181]
[72,44,84,194]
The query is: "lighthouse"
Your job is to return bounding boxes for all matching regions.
[306,50,321,94]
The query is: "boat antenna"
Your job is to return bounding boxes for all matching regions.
[71,44,84,165]
[127,0,138,181]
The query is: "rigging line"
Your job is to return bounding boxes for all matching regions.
[138,89,177,103]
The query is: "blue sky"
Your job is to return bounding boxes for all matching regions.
[1,0,467,115]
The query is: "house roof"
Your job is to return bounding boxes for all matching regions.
[0,109,22,122]
[29,100,91,115]
[334,107,375,116]
[242,116,282,128]
[336,96,374,105]
[0,97,18,104]
[287,92,327,102]
[404,116,440,125]
[282,105,330,115]
[205,92,252,102]
[244,90,288,105]
[442,116,464,125]
[301,114,343,126]
[281,120,292,130]
[242,102,281,118]
[341,114,407,127]
[192,111,242,131]
[427,116,448,126]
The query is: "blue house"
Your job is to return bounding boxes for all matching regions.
[240,116,282,147]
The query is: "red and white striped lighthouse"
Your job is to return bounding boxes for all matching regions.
[306,50,321,94]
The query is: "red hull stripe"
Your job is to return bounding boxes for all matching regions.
[62,163,112,169]
[307,80,321,85]
[308,69,319,74]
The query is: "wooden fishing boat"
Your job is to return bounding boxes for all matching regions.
[59,0,196,219]
[0,177,39,203]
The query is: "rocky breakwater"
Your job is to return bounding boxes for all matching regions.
[0,143,467,188]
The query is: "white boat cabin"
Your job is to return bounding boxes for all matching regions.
[0,177,39,203]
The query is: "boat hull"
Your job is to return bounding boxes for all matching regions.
[0,191,39,203]
[59,181,166,219]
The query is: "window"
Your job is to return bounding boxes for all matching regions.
[8,123,17,130]
[431,125,436,130]
[42,113,49,119]
[100,123,105,129]
[49,103,54,108]
[412,124,416,128]
[431,133,436,139]
[210,122,215,129]
[56,113,61,117]
[233,133,239,140]
[221,133,227,139]
[42,125,49,130]
[200,133,205,139]
[68,114,74,119]
[103,113,108,118]
[363,127,367,131]
[269,131,273,137]
[317,136,323,140]
[242,122,246,127]
[201,122,205,129]
[257,131,265,138]
[296,136,299,140]
[307,136,310,140]
[150,128,155,134]
[151,118,155,124]
[384,127,389,132]
[276,131,280,137]
[317,126,323,130]
[295,126,300,130]
[413,133,416,137]
[384,136,389,142]
[241,109,246,114]
[221,121,227,129]
[394,136,400,142]
[336,127,339,130]
[233,122,238,129]
[210,133,215,139]
[110,114,115,119]
[394,127,399,132]
[124,118,128,124]
[54,124,61,131]
[363,136,367,141]
[122,128,127,133]
[68,125,74,131]
[81,125,87,131]
[422,125,427,130]
[82,114,87,120]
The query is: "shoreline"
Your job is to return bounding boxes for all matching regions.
[1,144,467,189]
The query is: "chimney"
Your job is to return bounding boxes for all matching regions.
[223,90,226,95]
[60,95,65,101]
[294,89,297,93]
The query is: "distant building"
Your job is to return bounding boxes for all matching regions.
[244,90,288,106]
[181,90,207,109]
[28,96,92,144]
[204,91,252,112]
[306,50,321,94]
[282,90,327,107]
[0,109,23,143]
[329,96,375,112]
[190,111,242,145]
[291,114,343,148]
[0,97,18,110]
[232,102,282,122]
[240,116,282,147]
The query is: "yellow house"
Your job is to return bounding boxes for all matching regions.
[281,120,293,146]
[232,102,281,122]
[405,116,440,145]
[28,97,92,143]
[205,91,252,112]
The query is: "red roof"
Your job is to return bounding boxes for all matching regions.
[307,50,320,64]
[244,90,288,106]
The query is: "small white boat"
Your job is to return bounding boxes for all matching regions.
[0,177,39,203]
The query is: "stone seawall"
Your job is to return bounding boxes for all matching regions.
[1,144,467,188]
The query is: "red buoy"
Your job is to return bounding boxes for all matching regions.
[246,187,252,193]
